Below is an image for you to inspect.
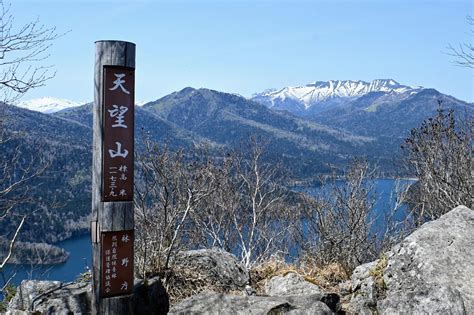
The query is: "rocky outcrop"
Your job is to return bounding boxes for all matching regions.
[169,292,333,314]
[7,206,472,314]
[6,276,169,315]
[169,271,340,314]
[6,248,247,314]
[164,248,251,307]
[347,205,474,314]
[7,280,90,314]
[172,248,249,291]
[379,205,473,313]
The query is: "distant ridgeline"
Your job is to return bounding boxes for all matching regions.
[1,82,472,243]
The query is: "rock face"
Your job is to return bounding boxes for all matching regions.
[172,248,249,290]
[378,283,466,314]
[7,280,58,312]
[348,205,474,314]
[7,276,169,315]
[169,292,333,315]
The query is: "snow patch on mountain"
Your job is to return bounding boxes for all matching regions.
[136,100,150,106]
[16,97,84,114]
[252,79,422,110]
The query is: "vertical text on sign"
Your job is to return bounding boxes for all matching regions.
[102,66,135,202]
[100,230,134,298]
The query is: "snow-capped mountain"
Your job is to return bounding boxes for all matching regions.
[16,97,84,114]
[253,79,472,147]
[252,79,422,113]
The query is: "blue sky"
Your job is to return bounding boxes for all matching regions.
[15,0,473,103]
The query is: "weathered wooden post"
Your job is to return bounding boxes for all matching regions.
[91,40,136,314]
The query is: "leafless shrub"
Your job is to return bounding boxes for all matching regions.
[191,136,292,269]
[297,160,379,273]
[402,105,472,225]
[136,132,437,285]
[135,134,294,283]
[291,106,472,275]
[134,135,215,279]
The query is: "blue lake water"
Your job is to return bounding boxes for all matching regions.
[296,178,414,235]
[2,178,414,287]
[2,234,92,288]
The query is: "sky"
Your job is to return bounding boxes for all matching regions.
[14,0,474,103]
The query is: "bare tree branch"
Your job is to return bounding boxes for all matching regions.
[0,0,61,104]
[0,215,25,270]
[446,15,474,69]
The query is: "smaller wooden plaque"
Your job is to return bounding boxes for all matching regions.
[100,230,134,298]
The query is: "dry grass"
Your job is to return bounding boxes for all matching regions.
[250,256,350,295]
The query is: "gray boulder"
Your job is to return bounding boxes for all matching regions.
[265,272,323,297]
[169,292,333,314]
[347,205,473,314]
[173,248,249,290]
[264,272,340,312]
[7,280,60,312]
[379,205,473,314]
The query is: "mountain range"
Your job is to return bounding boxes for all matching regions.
[16,97,84,114]
[251,79,420,115]
[252,79,472,148]
[3,79,473,243]
[13,79,423,115]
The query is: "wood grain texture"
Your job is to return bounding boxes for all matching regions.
[92,40,135,315]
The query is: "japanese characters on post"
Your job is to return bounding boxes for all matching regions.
[102,67,134,202]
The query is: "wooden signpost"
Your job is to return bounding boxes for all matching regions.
[92,40,136,314]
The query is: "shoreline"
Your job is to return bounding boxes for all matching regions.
[289,177,418,188]
[5,233,90,266]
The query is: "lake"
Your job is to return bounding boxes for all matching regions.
[2,234,92,288]
[2,178,413,287]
